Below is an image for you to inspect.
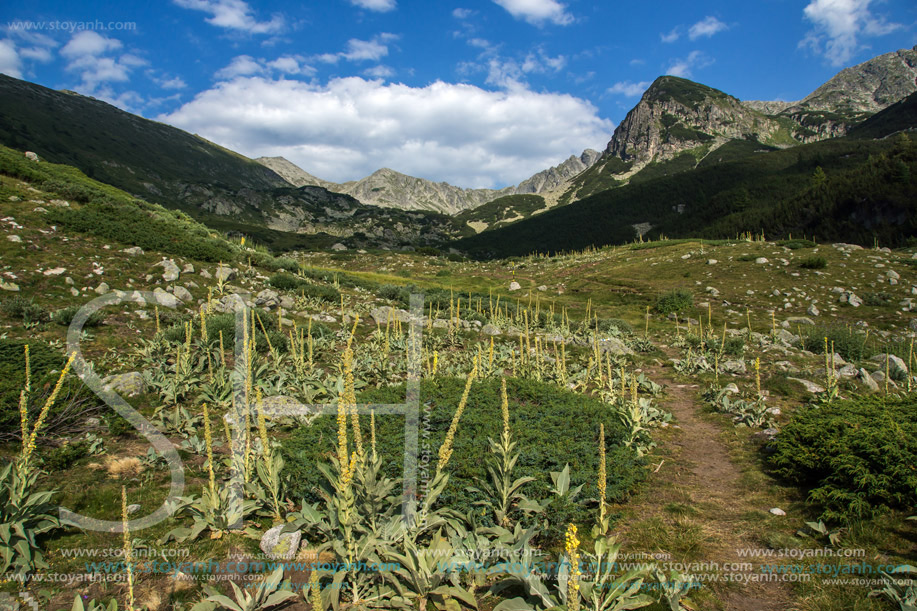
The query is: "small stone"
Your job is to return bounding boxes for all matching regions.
[769,508,786,516]
[44,267,66,276]
[330,243,348,252]
[7,235,21,243]
[172,285,193,303]
[720,360,747,375]
[215,266,236,282]
[858,368,879,392]
[788,378,825,393]
[508,281,521,291]
[127,504,142,515]
[847,293,863,307]
[24,151,40,162]
[707,259,718,265]
[537,285,547,292]
[807,304,820,316]
[182,264,195,274]
[1,281,20,292]
[159,259,180,282]
[94,282,110,295]
[755,257,769,264]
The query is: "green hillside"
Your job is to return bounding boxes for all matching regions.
[453,133,917,258]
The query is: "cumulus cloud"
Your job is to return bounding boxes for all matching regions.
[453,8,473,19]
[159,76,188,89]
[61,30,122,57]
[159,76,613,188]
[173,0,284,34]
[60,32,146,90]
[364,64,394,78]
[607,81,650,97]
[800,0,901,66]
[666,50,713,78]
[492,0,573,26]
[689,16,728,40]
[349,0,396,12]
[215,55,263,79]
[0,40,22,78]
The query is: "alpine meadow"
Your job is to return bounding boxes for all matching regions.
[1,3,916,611]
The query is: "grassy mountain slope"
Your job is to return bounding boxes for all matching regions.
[452,131,917,258]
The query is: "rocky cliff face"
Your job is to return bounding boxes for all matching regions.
[606,76,791,165]
[257,149,601,215]
[743,46,917,141]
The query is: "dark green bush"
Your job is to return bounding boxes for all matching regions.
[45,198,235,262]
[41,440,91,471]
[0,339,101,441]
[593,317,634,335]
[735,254,757,262]
[267,273,341,303]
[1,296,48,324]
[863,292,893,306]
[654,289,693,315]
[281,378,645,522]
[797,326,872,361]
[51,305,106,327]
[778,239,817,249]
[769,396,917,521]
[798,255,827,269]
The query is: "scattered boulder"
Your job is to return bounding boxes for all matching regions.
[101,372,147,397]
[755,257,769,264]
[788,378,825,394]
[43,267,66,276]
[7,235,22,243]
[330,243,348,252]
[806,304,820,317]
[24,151,39,162]
[720,360,747,375]
[858,368,879,392]
[122,246,144,256]
[182,264,195,274]
[508,281,521,291]
[172,285,193,303]
[1,281,20,292]
[260,525,302,561]
[597,337,634,356]
[94,282,110,295]
[870,353,908,378]
[481,323,502,336]
[153,287,179,308]
[215,266,236,282]
[159,259,180,282]
[769,508,786,516]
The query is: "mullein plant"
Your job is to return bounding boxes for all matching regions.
[121,487,135,611]
[2,347,75,577]
[468,379,534,528]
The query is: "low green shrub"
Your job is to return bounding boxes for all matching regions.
[267,273,341,303]
[655,289,693,315]
[1,296,48,325]
[281,378,645,522]
[797,325,872,361]
[798,255,827,269]
[0,339,101,442]
[769,396,917,521]
[778,239,817,249]
[51,305,106,327]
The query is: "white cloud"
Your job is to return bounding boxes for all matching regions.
[607,81,650,97]
[342,38,390,62]
[266,55,315,75]
[660,27,680,43]
[60,32,145,90]
[492,0,573,26]
[160,76,188,89]
[801,0,901,66]
[689,16,728,40]
[215,55,264,79]
[666,50,713,78]
[349,0,396,12]
[61,31,121,58]
[173,0,284,34]
[19,46,54,62]
[159,76,613,188]
[364,64,394,78]
[453,8,473,19]
[0,40,22,78]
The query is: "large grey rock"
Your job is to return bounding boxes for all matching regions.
[371,306,413,325]
[260,525,301,561]
[0,281,20,292]
[256,289,280,307]
[720,360,747,374]
[215,266,236,282]
[330,243,347,252]
[597,337,634,356]
[153,287,179,308]
[159,259,180,282]
[172,285,193,303]
[122,246,144,256]
[102,371,147,397]
[870,353,908,377]
[782,317,815,328]
[481,323,502,336]
[858,368,879,392]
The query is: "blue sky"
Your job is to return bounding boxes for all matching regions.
[2,0,916,188]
